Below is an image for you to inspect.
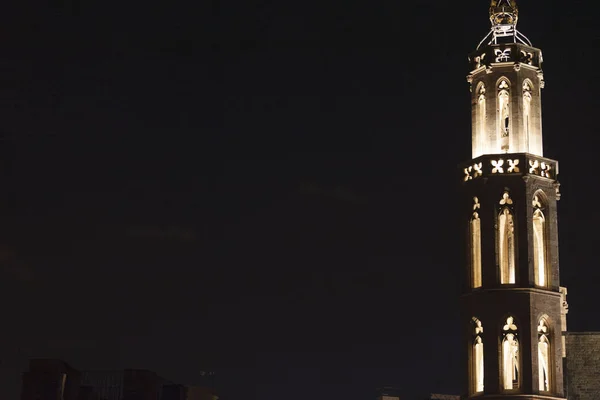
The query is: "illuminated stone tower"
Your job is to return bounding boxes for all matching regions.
[459,1,567,399]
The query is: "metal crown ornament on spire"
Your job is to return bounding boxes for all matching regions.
[477,0,531,49]
[490,0,519,27]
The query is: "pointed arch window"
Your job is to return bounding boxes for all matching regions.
[523,81,533,149]
[498,192,516,284]
[533,194,547,287]
[498,80,511,152]
[471,197,482,288]
[477,83,486,153]
[502,316,520,390]
[472,317,485,393]
[538,318,551,392]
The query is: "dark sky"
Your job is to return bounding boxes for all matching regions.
[1,0,599,399]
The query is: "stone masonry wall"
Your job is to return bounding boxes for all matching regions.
[565,332,600,400]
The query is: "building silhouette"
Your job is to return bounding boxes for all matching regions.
[20,359,218,400]
[20,359,82,400]
[80,370,124,400]
[460,1,600,399]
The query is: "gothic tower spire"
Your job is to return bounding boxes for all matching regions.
[468,0,544,158]
[459,3,566,400]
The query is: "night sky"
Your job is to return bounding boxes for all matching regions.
[1,0,599,399]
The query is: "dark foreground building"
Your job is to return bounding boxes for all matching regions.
[459,2,600,400]
[20,359,82,400]
[20,359,218,400]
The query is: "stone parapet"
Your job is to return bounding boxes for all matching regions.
[461,153,558,183]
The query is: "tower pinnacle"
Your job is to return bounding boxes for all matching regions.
[477,0,530,49]
[489,0,519,27]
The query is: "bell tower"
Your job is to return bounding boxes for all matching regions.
[459,1,566,399]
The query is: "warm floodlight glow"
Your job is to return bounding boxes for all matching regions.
[523,81,532,152]
[477,84,486,155]
[498,80,511,152]
[475,341,484,392]
[472,318,485,393]
[471,73,544,157]
[498,192,515,284]
[474,336,484,392]
[502,316,520,390]
[471,197,482,289]
[533,194,547,287]
[538,318,551,392]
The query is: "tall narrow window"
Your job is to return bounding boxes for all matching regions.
[538,318,551,392]
[502,316,520,390]
[533,194,547,287]
[498,80,511,152]
[478,84,486,154]
[498,192,516,284]
[471,197,482,288]
[472,318,485,393]
[523,81,532,150]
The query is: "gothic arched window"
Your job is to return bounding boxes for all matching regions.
[498,79,511,152]
[533,194,547,287]
[472,317,485,393]
[477,83,486,153]
[502,316,520,390]
[471,197,482,288]
[538,318,551,392]
[523,81,533,146]
[498,192,516,284]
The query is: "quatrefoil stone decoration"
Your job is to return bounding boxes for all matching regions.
[533,195,542,208]
[508,159,520,173]
[538,320,548,333]
[541,162,552,178]
[529,160,553,178]
[473,163,483,178]
[464,163,483,182]
[529,160,539,175]
[492,159,505,174]
[464,167,473,182]
[500,192,513,205]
